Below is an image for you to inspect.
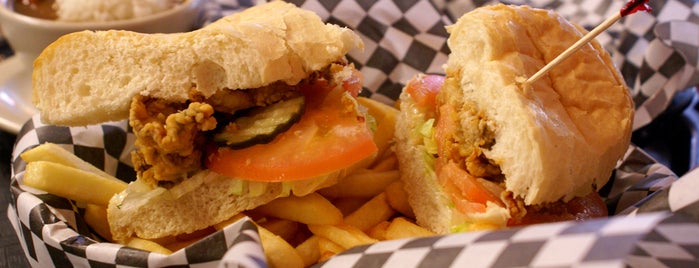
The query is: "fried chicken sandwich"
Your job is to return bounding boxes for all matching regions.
[32,1,377,241]
[394,4,634,234]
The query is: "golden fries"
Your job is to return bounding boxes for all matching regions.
[357,97,399,164]
[384,217,435,240]
[308,224,377,250]
[258,225,305,268]
[23,161,126,206]
[260,218,300,243]
[344,193,395,232]
[252,193,343,225]
[20,143,119,181]
[318,169,399,198]
[125,237,172,255]
[367,221,391,240]
[317,237,345,263]
[370,154,398,172]
[295,236,321,267]
[331,197,369,216]
[17,96,444,267]
[384,181,415,218]
[83,204,112,241]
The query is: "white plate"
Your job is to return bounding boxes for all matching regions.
[0,54,36,134]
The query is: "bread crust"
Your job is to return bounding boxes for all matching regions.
[32,1,363,126]
[394,86,453,234]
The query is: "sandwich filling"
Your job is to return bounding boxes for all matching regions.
[405,74,607,231]
[128,60,376,192]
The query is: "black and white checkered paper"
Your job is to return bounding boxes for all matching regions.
[7,0,699,267]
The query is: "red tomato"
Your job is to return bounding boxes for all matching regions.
[405,75,444,109]
[206,77,377,182]
[439,161,504,214]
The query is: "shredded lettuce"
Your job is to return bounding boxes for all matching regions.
[247,181,267,197]
[228,179,245,195]
[365,112,378,133]
[450,223,473,233]
[279,182,292,198]
[420,118,437,156]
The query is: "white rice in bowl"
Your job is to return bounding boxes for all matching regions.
[54,0,184,22]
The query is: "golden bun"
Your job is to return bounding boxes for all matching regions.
[32,1,362,126]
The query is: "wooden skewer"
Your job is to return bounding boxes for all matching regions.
[524,12,622,85]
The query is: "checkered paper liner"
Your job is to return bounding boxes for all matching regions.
[255,0,699,130]
[6,0,699,267]
[7,114,695,268]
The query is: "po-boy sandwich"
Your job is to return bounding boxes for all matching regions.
[32,1,377,241]
[394,4,634,234]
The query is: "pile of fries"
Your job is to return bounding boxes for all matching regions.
[19,97,433,267]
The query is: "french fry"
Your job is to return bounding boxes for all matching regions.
[23,161,127,206]
[370,153,398,172]
[357,97,399,164]
[295,236,321,267]
[20,143,119,181]
[161,227,217,252]
[83,204,112,241]
[125,237,172,255]
[260,218,300,243]
[164,239,196,252]
[318,169,399,198]
[258,225,305,268]
[344,193,395,232]
[366,221,391,240]
[213,213,247,230]
[384,181,415,218]
[371,118,396,160]
[252,193,342,225]
[330,197,368,216]
[357,97,399,126]
[308,224,378,250]
[317,236,345,263]
[384,217,435,240]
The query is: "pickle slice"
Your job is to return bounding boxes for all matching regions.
[214,96,305,149]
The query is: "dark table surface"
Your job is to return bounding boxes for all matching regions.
[1,129,30,268]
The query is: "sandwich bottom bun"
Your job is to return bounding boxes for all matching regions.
[107,163,367,241]
[394,4,633,234]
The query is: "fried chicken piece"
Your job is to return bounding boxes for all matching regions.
[130,96,217,187]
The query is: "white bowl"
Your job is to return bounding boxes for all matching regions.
[0,0,206,134]
[0,0,206,60]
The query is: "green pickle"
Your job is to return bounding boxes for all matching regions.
[214,96,305,149]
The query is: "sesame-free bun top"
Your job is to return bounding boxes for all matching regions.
[442,4,633,205]
[32,1,362,126]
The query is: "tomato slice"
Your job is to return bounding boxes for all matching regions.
[405,74,444,109]
[206,78,377,182]
[410,74,503,215]
[439,161,503,210]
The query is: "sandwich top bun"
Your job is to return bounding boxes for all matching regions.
[443,4,633,205]
[32,1,362,126]
[395,4,633,233]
